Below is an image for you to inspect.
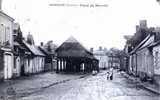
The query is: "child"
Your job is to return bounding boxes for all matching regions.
[106,71,110,80]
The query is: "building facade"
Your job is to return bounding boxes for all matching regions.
[0,10,14,80]
[22,34,46,75]
[129,34,154,78]
[92,47,109,70]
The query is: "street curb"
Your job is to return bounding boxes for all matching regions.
[140,84,160,95]
[121,71,160,95]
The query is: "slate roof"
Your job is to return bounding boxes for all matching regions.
[56,36,97,60]
[129,34,151,54]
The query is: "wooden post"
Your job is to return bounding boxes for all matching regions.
[60,59,62,71]
[56,59,59,73]
[61,60,64,71]
[64,60,66,72]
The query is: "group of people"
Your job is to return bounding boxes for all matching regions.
[92,67,114,80]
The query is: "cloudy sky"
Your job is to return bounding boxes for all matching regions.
[2,0,160,50]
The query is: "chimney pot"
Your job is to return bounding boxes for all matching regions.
[40,42,43,46]
[90,48,94,53]
[99,46,102,51]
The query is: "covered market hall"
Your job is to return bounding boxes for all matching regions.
[55,36,99,73]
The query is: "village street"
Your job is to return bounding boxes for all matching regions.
[4,70,158,100]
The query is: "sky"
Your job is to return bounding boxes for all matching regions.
[2,0,160,50]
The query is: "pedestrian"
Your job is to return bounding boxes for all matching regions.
[110,68,113,80]
[106,71,110,80]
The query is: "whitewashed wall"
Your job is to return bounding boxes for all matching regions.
[153,45,160,75]
[24,56,45,74]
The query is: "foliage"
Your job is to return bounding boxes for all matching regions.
[44,40,58,52]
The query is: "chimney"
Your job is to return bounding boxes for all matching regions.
[136,25,140,32]
[139,20,147,29]
[90,48,94,53]
[40,42,44,46]
[155,27,160,32]
[99,46,102,51]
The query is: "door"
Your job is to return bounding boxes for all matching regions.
[4,54,12,79]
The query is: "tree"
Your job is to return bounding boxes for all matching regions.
[44,40,58,52]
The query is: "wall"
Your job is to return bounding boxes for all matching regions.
[3,52,13,79]
[0,51,3,80]
[24,56,45,74]
[136,48,154,78]
[153,45,160,75]
[94,51,109,69]
[0,12,13,47]
[13,56,21,77]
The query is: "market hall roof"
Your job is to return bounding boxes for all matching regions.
[55,36,97,60]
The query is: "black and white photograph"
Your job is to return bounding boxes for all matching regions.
[0,0,160,100]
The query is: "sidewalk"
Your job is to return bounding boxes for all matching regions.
[121,71,160,95]
[141,81,160,95]
[0,72,89,99]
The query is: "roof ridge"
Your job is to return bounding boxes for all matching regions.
[65,36,78,43]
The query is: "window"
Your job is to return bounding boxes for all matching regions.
[0,24,5,44]
[0,24,10,45]
[6,27,10,43]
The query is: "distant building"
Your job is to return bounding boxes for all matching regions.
[92,47,109,70]
[108,52,120,69]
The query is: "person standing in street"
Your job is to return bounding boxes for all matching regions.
[110,68,113,80]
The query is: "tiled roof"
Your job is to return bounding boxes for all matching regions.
[56,37,97,60]
[129,34,151,54]
[23,40,45,56]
